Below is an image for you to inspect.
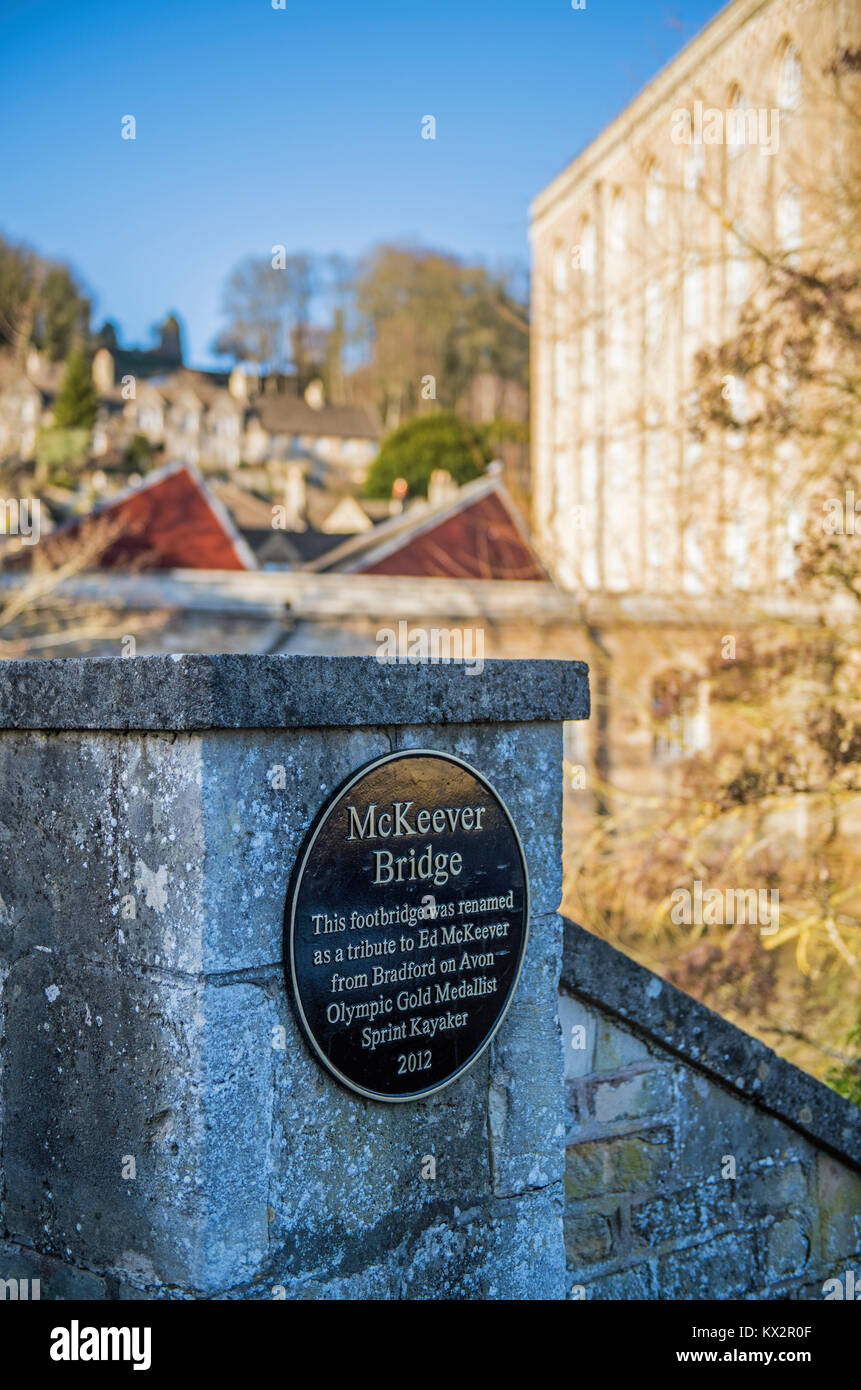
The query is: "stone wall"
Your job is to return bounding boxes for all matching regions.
[1,653,858,1302]
[0,655,588,1300]
[560,923,861,1300]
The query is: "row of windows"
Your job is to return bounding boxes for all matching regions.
[551,187,800,388]
[551,39,803,288]
[554,181,801,290]
[560,501,801,594]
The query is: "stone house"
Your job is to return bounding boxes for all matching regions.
[0,351,381,482]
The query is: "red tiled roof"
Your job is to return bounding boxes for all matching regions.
[43,465,253,571]
[358,489,546,581]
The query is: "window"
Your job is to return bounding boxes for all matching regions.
[683,255,704,329]
[723,373,748,429]
[653,671,710,759]
[580,325,596,391]
[608,428,631,492]
[645,165,664,227]
[580,438,598,507]
[553,243,568,294]
[726,514,750,589]
[580,219,596,275]
[683,522,705,594]
[684,141,704,192]
[778,43,802,112]
[579,440,599,589]
[645,279,664,351]
[777,503,801,581]
[727,87,748,159]
[777,185,802,263]
[609,304,626,374]
[554,340,569,401]
[644,415,665,586]
[610,192,628,256]
[728,222,750,306]
[554,444,575,512]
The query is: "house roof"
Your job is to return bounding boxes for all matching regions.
[241,528,354,567]
[32,462,257,572]
[252,393,381,441]
[309,473,548,582]
[210,479,277,530]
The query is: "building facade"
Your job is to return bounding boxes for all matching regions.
[531,0,859,598]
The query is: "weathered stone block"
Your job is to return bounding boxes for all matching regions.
[591,1016,653,1073]
[765,1216,810,1281]
[630,1186,705,1249]
[3,953,274,1293]
[0,1241,108,1300]
[559,994,597,1078]
[565,1127,673,1200]
[198,727,392,973]
[580,1260,654,1299]
[564,1204,617,1264]
[588,1064,674,1124]
[674,1069,809,1182]
[657,1231,758,1299]
[489,912,565,1197]
[817,1154,861,1266]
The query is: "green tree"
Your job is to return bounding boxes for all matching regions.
[122,432,154,473]
[214,252,316,384]
[0,233,37,358]
[826,1018,861,1107]
[37,265,91,362]
[34,427,91,483]
[354,244,528,426]
[363,411,490,499]
[0,232,90,363]
[52,346,99,430]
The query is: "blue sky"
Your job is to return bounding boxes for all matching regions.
[0,0,726,365]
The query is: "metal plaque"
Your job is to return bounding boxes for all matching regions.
[286,749,529,1102]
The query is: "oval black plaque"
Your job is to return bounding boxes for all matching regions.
[286,749,529,1102]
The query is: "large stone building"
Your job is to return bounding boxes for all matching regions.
[528,0,860,807]
[531,0,858,599]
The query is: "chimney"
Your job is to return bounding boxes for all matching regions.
[229,366,251,403]
[282,464,307,532]
[304,379,325,411]
[92,348,115,395]
[428,468,458,507]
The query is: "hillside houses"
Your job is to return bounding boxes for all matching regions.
[0,348,381,485]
